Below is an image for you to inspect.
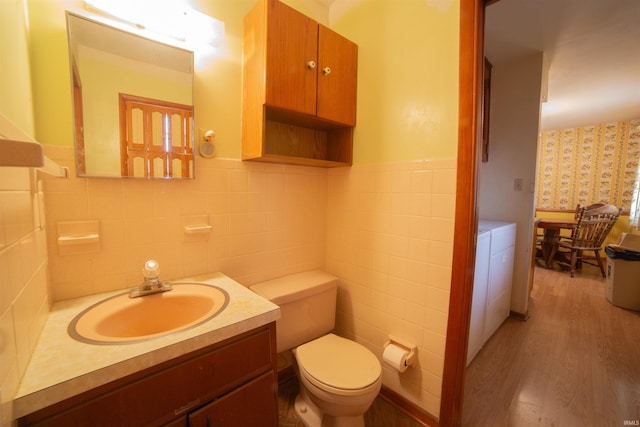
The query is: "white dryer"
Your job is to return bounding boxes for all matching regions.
[478,220,516,342]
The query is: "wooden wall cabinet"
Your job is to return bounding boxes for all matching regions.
[243,0,358,167]
[18,324,278,427]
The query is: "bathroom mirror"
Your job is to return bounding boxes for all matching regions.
[66,11,195,179]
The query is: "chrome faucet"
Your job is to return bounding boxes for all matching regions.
[129,260,173,298]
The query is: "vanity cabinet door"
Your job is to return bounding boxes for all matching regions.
[188,371,277,427]
[163,418,187,427]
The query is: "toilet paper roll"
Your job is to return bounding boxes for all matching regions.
[383,343,409,373]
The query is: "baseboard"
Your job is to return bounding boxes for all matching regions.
[378,385,439,427]
[510,310,529,321]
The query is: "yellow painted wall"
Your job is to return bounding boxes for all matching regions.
[1,0,35,134]
[27,0,459,165]
[27,0,75,147]
[331,0,460,163]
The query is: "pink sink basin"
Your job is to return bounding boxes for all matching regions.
[68,283,229,345]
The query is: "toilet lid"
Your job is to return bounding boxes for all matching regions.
[296,334,381,390]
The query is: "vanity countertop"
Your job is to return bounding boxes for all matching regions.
[13,272,280,418]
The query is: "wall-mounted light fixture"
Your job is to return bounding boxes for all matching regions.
[83,0,224,51]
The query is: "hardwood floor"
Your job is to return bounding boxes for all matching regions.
[462,264,640,426]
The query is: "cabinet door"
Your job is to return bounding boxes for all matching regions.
[317,25,358,126]
[265,0,318,116]
[484,246,515,341]
[188,371,277,427]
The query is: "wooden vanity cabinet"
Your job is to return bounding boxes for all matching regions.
[187,371,276,426]
[243,0,358,167]
[18,323,278,427]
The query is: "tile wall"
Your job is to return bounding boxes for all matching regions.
[0,167,50,426]
[41,146,327,301]
[22,147,455,421]
[326,159,457,418]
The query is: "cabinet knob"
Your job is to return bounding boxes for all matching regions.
[307,60,316,69]
[322,66,331,76]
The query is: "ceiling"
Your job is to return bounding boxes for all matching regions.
[485,0,640,131]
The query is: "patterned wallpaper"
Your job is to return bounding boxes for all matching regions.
[536,119,640,210]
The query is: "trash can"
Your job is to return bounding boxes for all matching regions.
[605,233,640,311]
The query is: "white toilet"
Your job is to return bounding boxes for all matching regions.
[250,270,382,427]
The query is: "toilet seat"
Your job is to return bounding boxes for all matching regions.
[296,334,381,396]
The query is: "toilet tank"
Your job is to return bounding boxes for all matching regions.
[250,270,338,353]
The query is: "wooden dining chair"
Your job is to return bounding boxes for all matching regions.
[583,203,619,217]
[556,205,622,277]
[558,203,608,243]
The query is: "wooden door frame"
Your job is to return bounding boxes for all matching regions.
[439,0,488,425]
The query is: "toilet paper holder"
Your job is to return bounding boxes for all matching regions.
[383,335,417,368]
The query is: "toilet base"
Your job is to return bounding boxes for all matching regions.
[294,387,365,427]
[294,386,322,427]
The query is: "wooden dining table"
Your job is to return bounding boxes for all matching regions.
[535,217,578,267]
